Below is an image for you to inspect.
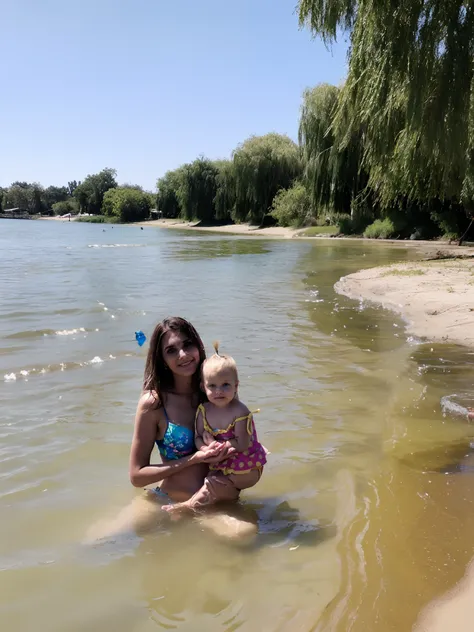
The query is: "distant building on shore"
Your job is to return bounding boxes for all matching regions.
[0,208,30,219]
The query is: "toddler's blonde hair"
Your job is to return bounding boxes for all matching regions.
[202,341,238,381]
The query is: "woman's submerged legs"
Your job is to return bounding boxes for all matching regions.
[85,484,259,544]
[162,470,261,516]
[84,489,172,542]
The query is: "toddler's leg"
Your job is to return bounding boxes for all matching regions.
[228,468,262,491]
[162,472,240,517]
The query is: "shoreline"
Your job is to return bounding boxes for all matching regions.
[39,215,474,253]
[137,218,470,246]
[335,258,474,348]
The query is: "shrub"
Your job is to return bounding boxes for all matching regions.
[330,213,354,234]
[270,182,313,227]
[75,215,107,223]
[363,218,396,239]
[101,187,151,222]
[52,199,78,216]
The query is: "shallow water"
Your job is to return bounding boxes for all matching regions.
[1,220,474,631]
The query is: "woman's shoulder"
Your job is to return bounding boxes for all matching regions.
[137,390,162,416]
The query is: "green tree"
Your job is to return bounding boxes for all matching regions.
[73,168,117,214]
[177,158,219,223]
[102,188,116,217]
[270,181,313,227]
[101,187,151,222]
[43,185,69,211]
[231,133,302,225]
[67,181,79,197]
[213,160,236,222]
[298,0,474,214]
[299,83,368,219]
[4,182,45,214]
[4,182,32,210]
[157,167,187,218]
[52,199,78,216]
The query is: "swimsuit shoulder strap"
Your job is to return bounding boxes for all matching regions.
[162,405,171,423]
[197,403,213,434]
[234,409,260,434]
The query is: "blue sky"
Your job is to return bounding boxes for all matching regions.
[1,0,348,191]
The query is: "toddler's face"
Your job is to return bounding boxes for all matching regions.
[202,368,237,407]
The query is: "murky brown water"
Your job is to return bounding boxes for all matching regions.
[1,221,474,631]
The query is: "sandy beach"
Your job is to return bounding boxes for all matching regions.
[335,257,474,348]
[137,217,300,237]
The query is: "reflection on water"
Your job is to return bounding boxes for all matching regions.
[165,234,271,261]
[1,222,474,630]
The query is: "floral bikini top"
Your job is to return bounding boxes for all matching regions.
[197,403,267,475]
[156,406,195,460]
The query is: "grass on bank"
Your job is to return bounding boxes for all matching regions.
[75,215,117,224]
[298,225,339,237]
[381,268,426,277]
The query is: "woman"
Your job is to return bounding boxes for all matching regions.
[90,317,258,541]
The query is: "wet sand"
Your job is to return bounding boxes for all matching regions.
[335,258,474,348]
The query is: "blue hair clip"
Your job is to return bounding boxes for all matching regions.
[135,330,146,347]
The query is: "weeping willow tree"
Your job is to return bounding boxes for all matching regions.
[298,0,474,238]
[213,159,236,222]
[177,158,219,223]
[157,167,187,218]
[231,133,303,225]
[299,83,368,218]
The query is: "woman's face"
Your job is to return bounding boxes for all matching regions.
[161,330,201,378]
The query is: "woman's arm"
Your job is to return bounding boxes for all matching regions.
[129,393,219,488]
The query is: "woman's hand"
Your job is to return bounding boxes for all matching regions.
[203,441,236,464]
[193,442,227,463]
[199,440,221,453]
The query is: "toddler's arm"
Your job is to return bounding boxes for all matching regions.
[225,415,252,453]
[202,430,214,446]
[194,408,208,451]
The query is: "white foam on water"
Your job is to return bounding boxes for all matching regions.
[4,373,16,382]
[305,289,324,304]
[90,356,103,364]
[55,328,86,336]
[440,395,470,419]
[88,244,143,248]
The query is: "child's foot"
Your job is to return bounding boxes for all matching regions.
[467,408,474,422]
[161,502,192,521]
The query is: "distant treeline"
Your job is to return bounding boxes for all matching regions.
[0,170,154,223]
[2,81,473,239]
[154,83,474,240]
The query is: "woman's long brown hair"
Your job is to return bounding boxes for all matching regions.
[143,316,206,405]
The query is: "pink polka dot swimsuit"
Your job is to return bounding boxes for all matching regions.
[197,403,267,475]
